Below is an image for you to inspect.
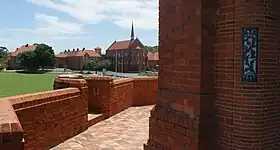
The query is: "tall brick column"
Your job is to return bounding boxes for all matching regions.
[145,0,280,149]
[144,0,216,149]
[215,0,280,149]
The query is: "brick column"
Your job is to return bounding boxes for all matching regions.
[146,0,280,149]
[215,1,280,149]
[144,0,216,149]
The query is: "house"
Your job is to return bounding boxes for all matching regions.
[146,52,159,69]
[55,47,101,70]
[7,44,37,69]
[105,22,147,73]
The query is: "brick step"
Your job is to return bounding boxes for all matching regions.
[87,113,106,127]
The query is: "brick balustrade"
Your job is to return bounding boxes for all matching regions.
[0,75,157,150]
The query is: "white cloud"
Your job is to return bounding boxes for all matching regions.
[27,0,158,29]
[10,13,84,36]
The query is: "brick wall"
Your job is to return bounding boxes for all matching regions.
[67,76,158,117]
[133,77,158,106]
[109,78,134,116]
[4,88,88,150]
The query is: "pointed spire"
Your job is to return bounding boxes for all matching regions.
[131,21,135,40]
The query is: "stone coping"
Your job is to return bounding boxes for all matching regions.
[6,88,80,109]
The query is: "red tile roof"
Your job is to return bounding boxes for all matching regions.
[107,39,135,51]
[10,44,37,56]
[147,52,159,61]
[56,49,101,58]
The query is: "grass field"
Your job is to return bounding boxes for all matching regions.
[0,72,58,98]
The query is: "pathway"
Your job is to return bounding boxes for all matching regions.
[50,105,154,150]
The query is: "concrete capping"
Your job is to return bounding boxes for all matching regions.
[54,78,87,87]
[111,78,134,86]
[0,100,23,144]
[84,76,113,81]
[133,76,158,80]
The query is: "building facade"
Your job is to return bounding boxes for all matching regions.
[55,47,101,70]
[146,52,158,69]
[8,44,37,69]
[105,23,147,73]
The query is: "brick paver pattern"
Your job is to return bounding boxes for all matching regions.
[51,105,154,150]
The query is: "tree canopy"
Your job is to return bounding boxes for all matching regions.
[96,59,111,71]
[144,46,158,53]
[19,51,37,70]
[19,43,55,70]
[0,46,9,69]
[83,60,97,71]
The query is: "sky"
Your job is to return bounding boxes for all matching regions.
[0,0,158,54]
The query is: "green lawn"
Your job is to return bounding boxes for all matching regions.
[0,72,58,98]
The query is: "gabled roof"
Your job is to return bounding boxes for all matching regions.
[10,44,37,56]
[106,39,135,51]
[56,49,101,58]
[147,52,159,61]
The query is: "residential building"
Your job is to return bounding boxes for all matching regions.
[105,22,147,73]
[146,52,159,69]
[55,47,101,70]
[7,44,36,69]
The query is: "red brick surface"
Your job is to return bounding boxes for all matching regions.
[214,1,280,149]
[133,77,158,106]
[145,0,280,150]
[83,76,158,117]
[84,76,113,114]
[3,88,88,150]
[0,100,24,150]
[109,78,134,116]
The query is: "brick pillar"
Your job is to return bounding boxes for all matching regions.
[84,76,113,117]
[0,100,24,150]
[144,0,216,149]
[53,75,88,130]
[214,1,280,149]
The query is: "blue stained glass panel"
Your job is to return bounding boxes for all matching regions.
[241,27,259,82]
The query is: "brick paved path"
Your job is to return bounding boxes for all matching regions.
[50,105,153,150]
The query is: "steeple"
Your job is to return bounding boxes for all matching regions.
[131,21,135,40]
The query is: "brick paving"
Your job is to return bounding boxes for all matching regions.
[50,105,154,150]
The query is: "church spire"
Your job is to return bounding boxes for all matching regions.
[131,21,135,40]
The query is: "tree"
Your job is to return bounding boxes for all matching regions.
[83,60,97,71]
[96,59,111,71]
[144,46,158,53]
[0,46,9,69]
[34,43,55,70]
[18,51,37,70]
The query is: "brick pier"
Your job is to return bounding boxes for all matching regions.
[145,0,280,149]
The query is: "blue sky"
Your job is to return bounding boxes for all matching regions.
[0,0,158,54]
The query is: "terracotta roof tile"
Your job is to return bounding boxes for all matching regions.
[107,39,135,51]
[147,52,159,61]
[55,49,101,58]
[10,44,37,56]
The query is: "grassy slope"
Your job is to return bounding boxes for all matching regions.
[0,72,57,98]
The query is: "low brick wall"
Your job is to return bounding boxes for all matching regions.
[109,78,134,116]
[82,76,158,117]
[4,88,88,150]
[132,77,158,106]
